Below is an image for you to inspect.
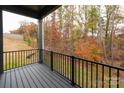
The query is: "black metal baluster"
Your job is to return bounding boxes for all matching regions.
[26,50,27,64]
[82,60,84,88]
[17,51,19,67]
[23,51,25,66]
[31,50,33,64]
[21,51,22,67]
[6,53,7,70]
[25,50,27,65]
[28,50,30,64]
[35,50,36,63]
[78,59,80,86]
[58,54,60,72]
[71,56,75,85]
[37,49,38,63]
[37,49,39,63]
[32,50,34,63]
[49,51,50,66]
[10,52,12,69]
[5,53,6,70]
[35,49,36,63]
[34,50,35,63]
[36,50,37,63]
[117,69,119,88]
[11,52,13,69]
[14,52,15,68]
[9,52,10,69]
[25,50,26,65]
[69,57,71,80]
[19,51,21,67]
[13,52,15,68]
[64,55,65,76]
[109,67,111,88]
[68,57,69,79]
[59,54,61,73]
[86,61,88,88]
[57,54,58,72]
[65,56,67,78]
[19,51,20,67]
[33,50,34,63]
[55,53,56,70]
[91,62,93,88]
[25,50,28,65]
[18,51,19,67]
[4,53,5,70]
[64,55,66,76]
[30,50,32,64]
[15,52,17,68]
[61,54,63,75]
[9,52,11,69]
[58,54,60,73]
[75,59,77,84]
[96,64,98,88]
[13,52,14,69]
[30,50,31,64]
[60,54,62,74]
[56,54,58,71]
[102,65,104,88]
[53,53,55,70]
[63,55,65,76]
[62,55,64,75]
[22,50,24,66]
[17,51,18,67]
[50,51,53,71]
[55,53,56,71]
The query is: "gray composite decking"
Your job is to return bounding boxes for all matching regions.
[0,63,75,88]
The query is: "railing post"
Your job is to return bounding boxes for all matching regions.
[50,51,53,71]
[38,19,44,64]
[0,7,3,74]
[39,49,43,64]
[71,56,75,85]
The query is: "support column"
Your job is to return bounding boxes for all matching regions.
[0,7,3,74]
[38,19,44,64]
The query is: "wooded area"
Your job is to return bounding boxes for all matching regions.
[10,5,124,67]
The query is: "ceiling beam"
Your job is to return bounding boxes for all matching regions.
[2,5,40,19]
[1,5,61,19]
[39,5,61,19]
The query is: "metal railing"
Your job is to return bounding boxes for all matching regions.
[3,49,40,71]
[2,49,124,88]
[43,50,124,88]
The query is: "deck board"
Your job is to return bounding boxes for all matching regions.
[0,63,75,88]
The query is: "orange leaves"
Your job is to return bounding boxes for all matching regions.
[75,38,102,61]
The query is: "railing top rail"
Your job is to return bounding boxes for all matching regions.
[76,57,124,71]
[2,48,40,53]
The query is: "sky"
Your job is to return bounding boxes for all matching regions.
[2,6,124,34]
[3,11,38,33]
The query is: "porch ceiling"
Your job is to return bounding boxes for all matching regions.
[1,5,61,19]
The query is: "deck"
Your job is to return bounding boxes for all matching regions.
[0,63,75,88]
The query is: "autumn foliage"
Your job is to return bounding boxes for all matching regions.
[75,38,102,61]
